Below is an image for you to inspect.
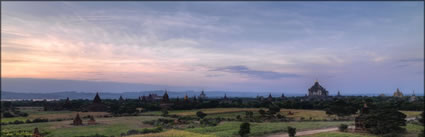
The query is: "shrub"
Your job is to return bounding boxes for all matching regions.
[32,118,49,123]
[25,119,32,123]
[196,111,207,119]
[288,126,296,137]
[124,127,163,136]
[18,112,28,117]
[13,120,24,124]
[200,118,220,126]
[3,112,14,118]
[161,109,168,117]
[360,109,406,135]
[339,124,348,132]
[259,109,266,117]
[276,114,285,119]
[236,115,241,120]
[239,122,250,137]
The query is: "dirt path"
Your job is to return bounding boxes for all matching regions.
[266,126,354,137]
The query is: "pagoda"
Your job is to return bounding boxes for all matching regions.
[72,113,83,126]
[308,80,329,97]
[32,127,43,137]
[199,90,207,99]
[393,88,404,97]
[85,92,109,112]
[267,93,273,101]
[162,91,169,103]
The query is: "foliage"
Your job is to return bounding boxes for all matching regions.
[200,118,221,126]
[123,127,163,136]
[339,124,348,132]
[161,109,169,117]
[268,104,280,115]
[239,122,250,137]
[197,111,207,119]
[259,109,266,117]
[32,118,49,123]
[419,111,424,137]
[287,126,296,137]
[360,108,406,135]
[325,99,358,118]
[143,118,175,127]
[0,129,49,137]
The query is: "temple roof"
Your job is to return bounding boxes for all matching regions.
[309,81,327,92]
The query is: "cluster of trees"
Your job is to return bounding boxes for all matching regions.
[1,102,28,118]
[2,96,423,116]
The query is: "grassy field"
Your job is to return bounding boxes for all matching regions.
[2,107,421,137]
[303,123,423,137]
[1,107,110,123]
[142,108,422,120]
[185,121,353,137]
[401,111,423,118]
[1,115,163,137]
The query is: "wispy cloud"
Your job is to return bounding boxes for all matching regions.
[212,65,300,80]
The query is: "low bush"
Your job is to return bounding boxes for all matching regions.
[339,124,348,132]
[288,126,296,137]
[32,118,49,123]
[123,127,163,136]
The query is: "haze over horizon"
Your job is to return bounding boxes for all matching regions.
[1,2,424,95]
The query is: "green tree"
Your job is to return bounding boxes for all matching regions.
[258,109,266,117]
[161,109,168,116]
[239,122,250,137]
[268,104,280,115]
[288,126,296,137]
[325,99,357,118]
[196,111,207,119]
[339,124,348,132]
[360,108,406,135]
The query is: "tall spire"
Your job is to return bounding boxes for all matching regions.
[162,90,169,103]
[93,92,102,103]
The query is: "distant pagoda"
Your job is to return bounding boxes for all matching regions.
[393,88,404,97]
[267,93,273,101]
[184,93,189,102]
[409,90,416,102]
[199,90,207,99]
[85,92,109,112]
[119,95,124,102]
[162,90,169,103]
[308,80,329,97]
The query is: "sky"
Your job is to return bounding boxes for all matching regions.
[1,2,424,95]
